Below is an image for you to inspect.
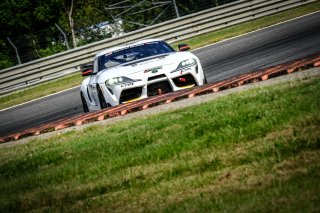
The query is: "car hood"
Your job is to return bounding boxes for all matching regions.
[96,51,196,83]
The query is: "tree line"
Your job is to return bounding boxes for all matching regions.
[0,0,237,69]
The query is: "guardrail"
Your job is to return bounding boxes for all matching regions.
[0,0,317,95]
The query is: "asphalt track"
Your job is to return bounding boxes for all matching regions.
[0,12,319,138]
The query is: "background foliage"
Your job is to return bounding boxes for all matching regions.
[0,0,237,69]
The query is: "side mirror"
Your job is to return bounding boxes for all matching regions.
[178,44,190,51]
[81,63,94,76]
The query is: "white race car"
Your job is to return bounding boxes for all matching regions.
[80,39,207,112]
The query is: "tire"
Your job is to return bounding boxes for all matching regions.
[98,87,109,109]
[80,92,89,113]
[203,73,208,84]
[204,77,208,84]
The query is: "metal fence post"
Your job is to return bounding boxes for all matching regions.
[7,37,21,65]
[55,24,70,50]
[172,0,180,18]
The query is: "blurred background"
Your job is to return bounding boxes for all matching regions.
[0,0,237,69]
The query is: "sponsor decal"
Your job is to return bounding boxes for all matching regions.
[144,66,162,74]
[105,41,160,56]
[121,83,134,88]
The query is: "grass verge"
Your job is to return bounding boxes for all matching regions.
[0,73,83,110]
[0,75,320,212]
[1,2,319,110]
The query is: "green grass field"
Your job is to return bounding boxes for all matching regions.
[1,75,319,212]
[0,2,319,110]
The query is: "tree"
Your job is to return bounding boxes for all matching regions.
[0,0,65,66]
[64,0,77,48]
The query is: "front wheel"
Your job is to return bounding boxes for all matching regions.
[98,87,109,109]
[203,73,208,84]
[80,92,89,113]
[203,77,208,84]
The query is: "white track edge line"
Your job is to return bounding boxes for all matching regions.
[0,86,80,112]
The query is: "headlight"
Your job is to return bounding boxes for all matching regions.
[105,76,140,86]
[171,58,197,73]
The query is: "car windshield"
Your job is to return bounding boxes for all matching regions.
[98,41,175,72]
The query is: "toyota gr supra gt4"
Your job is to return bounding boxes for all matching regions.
[80,39,207,112]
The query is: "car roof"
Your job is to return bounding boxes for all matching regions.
[95,39,164,58]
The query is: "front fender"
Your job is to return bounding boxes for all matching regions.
[80,77,100,112]
[80,77,90,94]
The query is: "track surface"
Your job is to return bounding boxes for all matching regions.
[1,12,320,137]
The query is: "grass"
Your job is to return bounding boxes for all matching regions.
[1,2,320,110]
[0,73,83,110]
[0,75,319,212]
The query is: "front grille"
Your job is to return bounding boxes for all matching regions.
[120,87,143,103]
[148,74,166,81]
[147,81,172,96]
[172,74,197,87]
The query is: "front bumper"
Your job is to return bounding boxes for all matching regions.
[99,64,203,106]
